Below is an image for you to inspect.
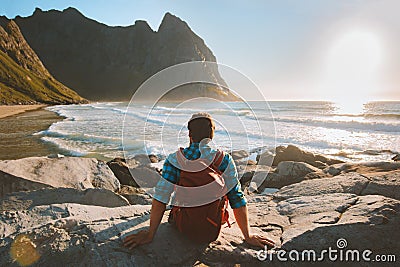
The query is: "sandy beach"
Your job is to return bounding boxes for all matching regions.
[0,105,46,119]
[0,106,65,160]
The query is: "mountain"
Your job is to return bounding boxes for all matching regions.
[0,17,87,105]
[13,8,238,101]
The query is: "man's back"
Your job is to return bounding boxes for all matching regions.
[154,142,247,209]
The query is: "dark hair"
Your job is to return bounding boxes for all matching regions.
[188,116,215,143]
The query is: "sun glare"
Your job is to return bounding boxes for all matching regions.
[322,30,384,114]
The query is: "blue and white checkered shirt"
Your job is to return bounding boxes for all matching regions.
[154,142,247,209]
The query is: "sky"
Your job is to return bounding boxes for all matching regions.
[1,0,399,101]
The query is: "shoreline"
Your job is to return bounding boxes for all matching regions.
[0,104,47,119]
[0,106,66,160]
[0,102,398,162]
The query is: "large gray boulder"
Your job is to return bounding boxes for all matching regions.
[0,170,51,199]
[0,157,120,191]
[276,161,321,177]
[0,188,130,212]
[107,158,140,187]
[268,145,343,167]
[274,173,370,199]
[107,158,162,188]
[362,171,400,200]
[237,165,272,190]
[255,162,326,191]
[128,166,161,188]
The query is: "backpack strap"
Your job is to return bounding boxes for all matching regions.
[177,147,224,169]
[176,147,187,167]
[211,150,224,170]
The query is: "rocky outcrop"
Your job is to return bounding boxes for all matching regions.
[324,161,400,176]
[0,17,87,104]
[0,157,120,192]
[275,161,321,177]
[231,147,397,196]
[259,145,344,168]
[242,160,327,192]
[1,154,399,266]
[1,171,399,266]
[12,8,237,101]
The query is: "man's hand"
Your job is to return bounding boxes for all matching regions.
[122,199,166,249]
[245,234,275,248]
[123,229,153,249]
[232,206,276,248]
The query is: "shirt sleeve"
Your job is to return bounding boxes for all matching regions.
[219,153,247,209]
[153,158,179,204]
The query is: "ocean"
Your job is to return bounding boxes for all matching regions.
[40,101,400,162]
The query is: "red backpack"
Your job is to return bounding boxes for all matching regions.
[168,148,231,243]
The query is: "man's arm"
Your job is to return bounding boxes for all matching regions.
[233,205,275,248]
[123,199,166,249]
[123,157,179,249]
[220,155,275,248]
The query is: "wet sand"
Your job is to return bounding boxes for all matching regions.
[0,105,46,119]
[0,107,66,160]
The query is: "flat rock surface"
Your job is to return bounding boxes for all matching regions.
[274,173,370,199]
[362,170,400,200]
[324,161,400,176]
[1,164,399,266]
[0,188,130,212]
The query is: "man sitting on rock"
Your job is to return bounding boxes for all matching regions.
[123,113,275,249]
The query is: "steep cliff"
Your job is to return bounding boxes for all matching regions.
[14,8,237,101]
[0,17,87,104]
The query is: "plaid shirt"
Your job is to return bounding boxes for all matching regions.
[154,142,247,209]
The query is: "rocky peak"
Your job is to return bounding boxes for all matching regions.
[63,6,84,15]
[132,20,154,33]
[32,7,43,16]
[32,6,84,18]
[158,12,190,33]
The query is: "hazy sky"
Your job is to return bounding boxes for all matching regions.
[1,0,399,100]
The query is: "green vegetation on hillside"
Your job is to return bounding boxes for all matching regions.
[0,50,87,104]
